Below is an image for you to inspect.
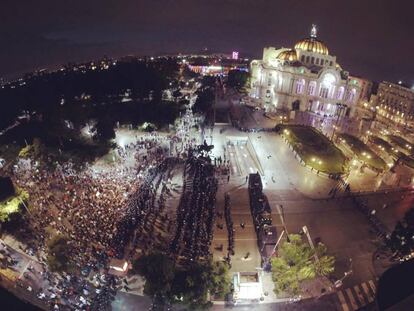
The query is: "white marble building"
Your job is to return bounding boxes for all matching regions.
[250,25,361,119]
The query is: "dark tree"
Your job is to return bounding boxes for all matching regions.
[171,260,231,309]
[227,69,249,89]
[133,253,175,298]
[192,88,215,114]
[389,208,414,257]
[94,118,115,142]
[47,235,73,272]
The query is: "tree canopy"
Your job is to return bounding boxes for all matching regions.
[0,189,28,223]
[271,234,335,296]
[389,208,414,257]
[227,69,249,89]
[47,234,73,272]
[133,252,176,297]
[133,253,231,309]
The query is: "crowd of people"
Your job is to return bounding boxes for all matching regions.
[111,156,180,259]
[6,133,177,309]
[170,154,218,262]
[224,193,234,261]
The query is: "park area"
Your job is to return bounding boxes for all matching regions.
[339,133,386,171]
[280,125,348,174]
[370,136,414,169]
[369,136,394,154]
[387,135,413,155]
[0,177,28,223]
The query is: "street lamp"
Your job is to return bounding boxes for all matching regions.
[331,103,347,141]
[334,258,353,288]
[278,204,290,243]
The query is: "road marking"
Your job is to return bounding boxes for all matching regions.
[353,285,367,305]
[345,288,359,310]
[337,291,350,311]
[361,282,374,302]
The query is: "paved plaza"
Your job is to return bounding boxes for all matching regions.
[108,96,414,310]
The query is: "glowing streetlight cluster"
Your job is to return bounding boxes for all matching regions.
[311,157,323,165]
[390,147,399,154]
[377,145,386,151]
[361,151,372,159]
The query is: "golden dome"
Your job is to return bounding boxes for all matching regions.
[294,38,329,55]
[277,49,298,62]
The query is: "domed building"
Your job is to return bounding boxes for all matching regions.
[250,25,361,119]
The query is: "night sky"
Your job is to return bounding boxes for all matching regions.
[1,0,413,84]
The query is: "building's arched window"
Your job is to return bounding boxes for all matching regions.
[306,56,310,63]
[320,73,336,99]
[295,79,305,94]
[347,88,357,102]
[320,59,324,66]
[319,86,329,98]
[330,61,333,66]
[336,86,345,100]
[308,81,317,96]
[311,57,315,64]
[315,58,319,65]
[328,86,336,99]
[301,55,305,62]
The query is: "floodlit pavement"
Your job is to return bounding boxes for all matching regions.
[209,124,382,307]
[113,98,414,309]
[211,125,336,199]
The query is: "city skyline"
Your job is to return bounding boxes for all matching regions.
[1,0,414,84]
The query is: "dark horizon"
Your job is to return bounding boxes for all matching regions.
[1,0,414,85]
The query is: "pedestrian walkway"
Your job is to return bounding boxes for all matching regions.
[335,280,376,311]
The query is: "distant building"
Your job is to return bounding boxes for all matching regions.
[187,55,248,76]
[374,81,414,128]
[250,25,362,119]
[348,75,373,103]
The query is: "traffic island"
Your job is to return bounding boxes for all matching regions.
[369,136,395,156]
[279,125,348,175]
[387,135,413,154]
[338,133,386,172]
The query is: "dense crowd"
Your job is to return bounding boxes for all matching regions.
[170,154,218,261]
[111,156,180,258]
[224,193,235,260]
[7,134,174,309]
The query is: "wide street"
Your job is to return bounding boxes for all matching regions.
[108,89,414,311]
[206,91,411,310]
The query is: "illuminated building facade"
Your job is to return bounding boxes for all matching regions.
[187,54,248,76]
[250,25,361,119]
[375,81,414,127]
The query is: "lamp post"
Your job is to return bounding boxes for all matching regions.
[277,204,290,242]
[331,103,346,141]
[334,258,353,288]
[302,225,319,262]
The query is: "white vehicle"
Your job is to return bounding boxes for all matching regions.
[0,158,5,169]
